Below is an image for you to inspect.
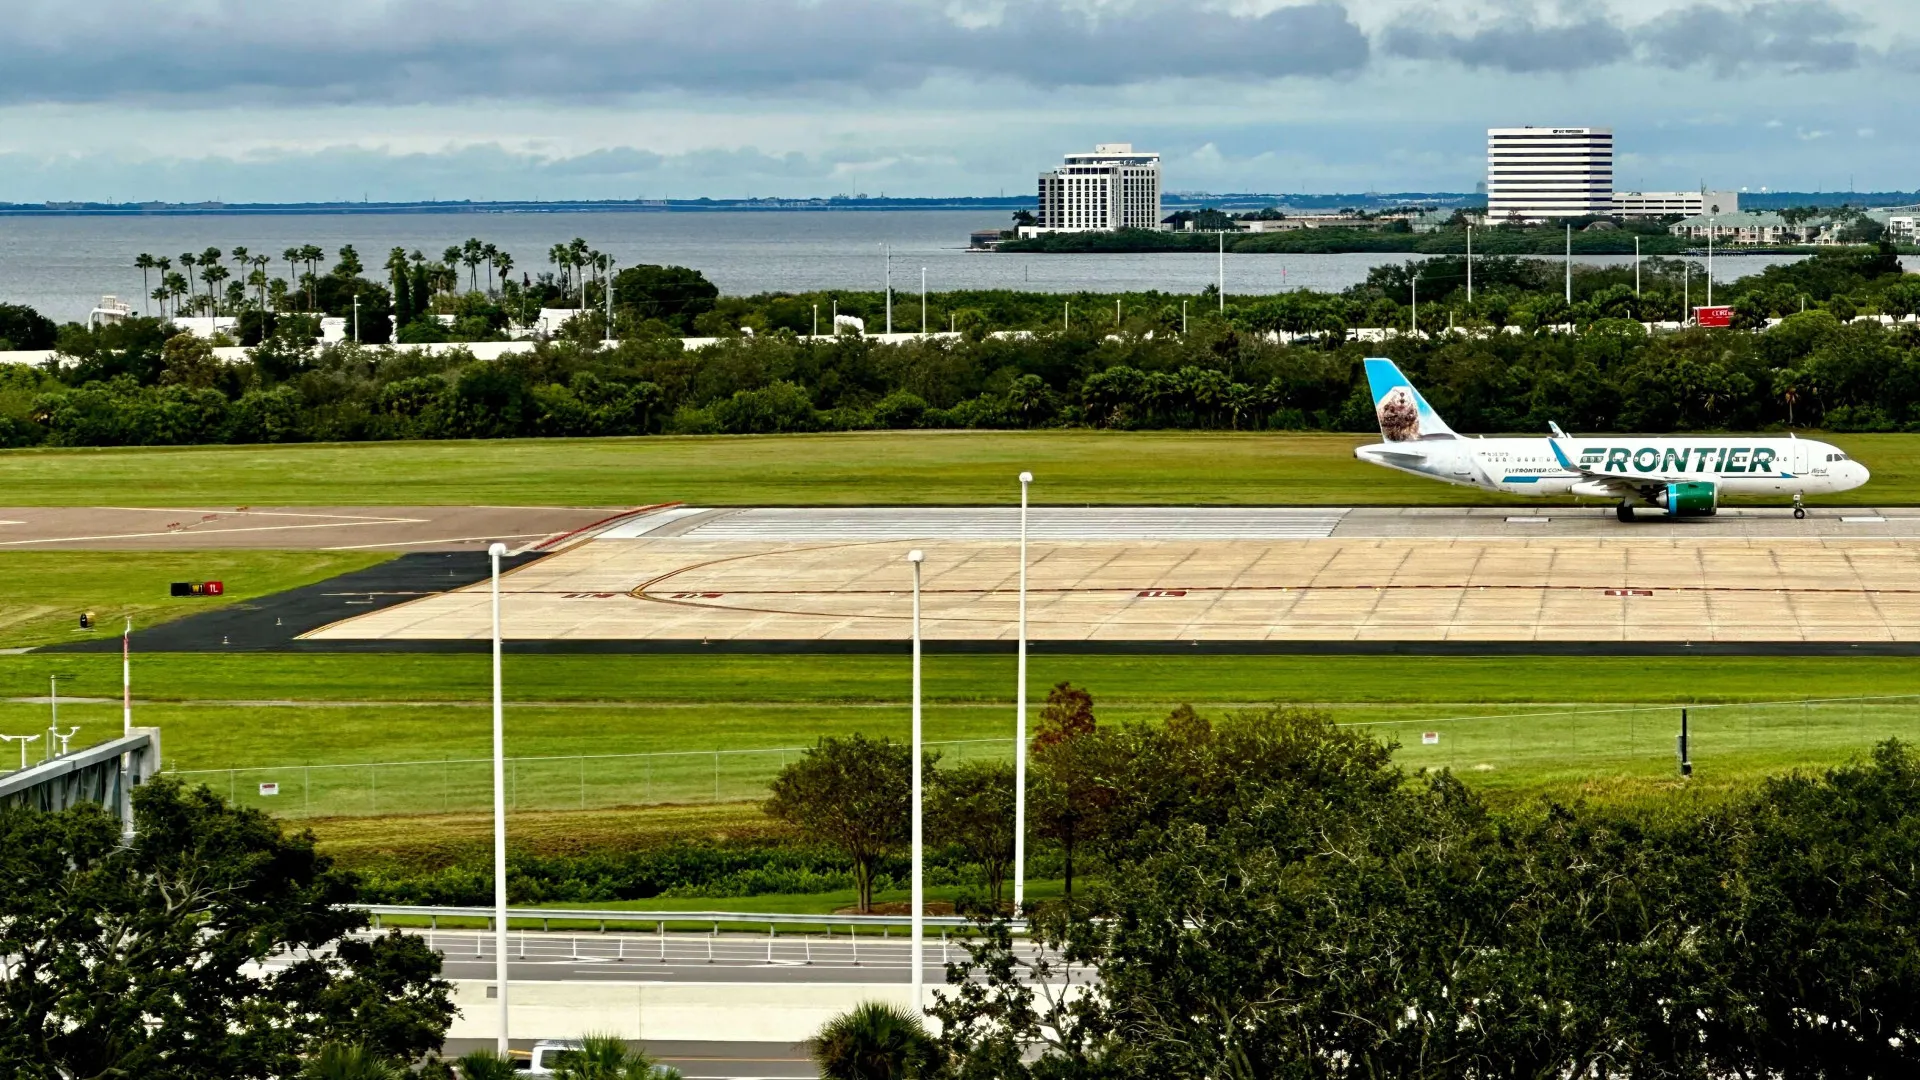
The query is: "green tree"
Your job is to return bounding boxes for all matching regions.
[549,1033,678,1080]
[0,777,454,1079]
[0,303,58,350]
[298,1042,404,1080]
[611,265,719,331]
[1027,682,1113,899]
[928,760,1017,909]
[807,1002,942,1080]
[452,1047,519,1080]
[765,734,910,913]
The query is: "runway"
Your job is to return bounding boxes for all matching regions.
[294,505,1920,647]
[0,505,618,551]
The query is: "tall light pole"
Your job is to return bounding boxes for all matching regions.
[46,675,58,762]
[1182,300,1188,335]
[604,260,615,343]
[122,617,132,737]
[1634,236,1642,297]
[907,548,925,1014]
[352,294,360,343]
[488,541,510,1053]
[1707,213,1716,309]
[1217,231,1225,312]
[1410,273,1418,338]
[1466,225,1473,304]
[920,267,927,335]
[1564,223,1572,305]
[1013,472,1032,914]
[883,244,893,336]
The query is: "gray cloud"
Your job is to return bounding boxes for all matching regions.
[1384,0,1872,75]
[0,0,1370,105]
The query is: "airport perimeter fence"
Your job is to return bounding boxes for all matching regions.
[169,738,1014,820]
[170,696,1920,820]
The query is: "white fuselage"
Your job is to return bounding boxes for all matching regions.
[1355,435,1870,501]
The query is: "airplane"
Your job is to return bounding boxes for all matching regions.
[1353,357,1870,521]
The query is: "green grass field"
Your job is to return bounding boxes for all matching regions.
[0,551,392,649]
[0,430,1912,506]
[6,651,1919,818]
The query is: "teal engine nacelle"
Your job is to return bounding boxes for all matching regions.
[1657,481,1719,517]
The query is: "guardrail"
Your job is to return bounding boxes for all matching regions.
[354,903,1019,933]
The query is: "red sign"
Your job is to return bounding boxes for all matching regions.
[204,580,223,595]
[170,581,225,597]
[1695,306,1733,328]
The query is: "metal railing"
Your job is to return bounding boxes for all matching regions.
[355,903,1002,932]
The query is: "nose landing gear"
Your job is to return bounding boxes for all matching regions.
[1616,502,1636,522]
[1793,492,1807,520]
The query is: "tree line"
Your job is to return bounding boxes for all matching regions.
[900,703,1920,1079]
[2,244,1918,447]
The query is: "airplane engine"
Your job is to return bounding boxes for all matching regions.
[1655,481,1718,517]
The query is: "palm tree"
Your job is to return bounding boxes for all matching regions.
[135,254,156,314]
[568,238,591,307]
[301,244,325,308]
[548,243,571,299]
[298,1042,403,1080]
[494,251,513,295]
[201,264,230,315]
[151,285,170,318]
[164,271,189,318]
[462,238,485,293]
[482,242,500,294]
[283,246,302,296]
[253,254,271,309]
[453,1048,518,1080]
[549,1033,677,1080]
[805,1002,941,1079]
[178,252,198,315]
[230,246,251,292]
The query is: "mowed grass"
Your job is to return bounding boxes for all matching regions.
[0,430,1911,506]
[5,651,1919,819]
[0,551,392,649]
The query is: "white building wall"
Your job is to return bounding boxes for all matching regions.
[1036,143,1161,232]
[1487,127,1613,220]
[1613,190,1738,218]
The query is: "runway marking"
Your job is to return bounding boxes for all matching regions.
[322,532,550,551]
[0,520,435,546]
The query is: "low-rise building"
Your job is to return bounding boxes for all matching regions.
[1613,190,1737,218]
[1669,211,1824,245]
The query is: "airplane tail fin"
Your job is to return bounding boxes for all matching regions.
[1362,357,1458,443]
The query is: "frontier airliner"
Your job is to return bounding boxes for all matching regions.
[1354,358,1871,521]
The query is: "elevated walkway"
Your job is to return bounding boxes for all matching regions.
[0,728,162,821]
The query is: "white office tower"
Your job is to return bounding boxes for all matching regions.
[1036,143,1161,232]
[1486,127,1613,220]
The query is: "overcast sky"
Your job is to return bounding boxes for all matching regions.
[2,0,1915,202]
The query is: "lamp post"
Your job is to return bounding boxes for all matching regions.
[352,294,360,343]
[1410,273,1418,338]
[47,675,59,763]
[1564,223,1572,305]
[1217,231,1225,312]
[488,541,510,1053]
[1707,214,1716,309]
[1,734,39,772]
[1182,299,1188,335]
[920,267,927,335]
[604,260,615,343]
[1634,236,1641,297]
[1466,225,1473,304]
[883,244,893,336]
[907,548,925,1014]
[1013,472,1032,914]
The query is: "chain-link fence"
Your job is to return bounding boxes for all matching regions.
[172,737,1014,819]
[170,695,1920,819]
[1346,694,1920,786]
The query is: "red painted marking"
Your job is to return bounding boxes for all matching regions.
[1137,589,1188,598]
[1604,589,1653,597]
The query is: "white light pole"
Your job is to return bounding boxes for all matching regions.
[352,294,360,343]
[1634,236,1642,297]
[920,267,927,335]
[604,260,615,343]
[1,734,39,772]
[1410,273,1418,338]
[1013,472,1032,914]
[1217,231,1225,312]
[1466,225,1473,304]
[1564,223,1572,305]
[1182,299,1188,335]
[883,244,893,336]
[907,548,925,1014]
[488,541,510,1053]
[122,617,132,737]
[47,675,59,762]
[1707,213,1716,308]
[812,304,818,338]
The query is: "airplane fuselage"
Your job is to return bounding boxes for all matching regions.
[1356,435,1870,501]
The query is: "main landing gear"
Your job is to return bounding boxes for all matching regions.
[1793,492,1807,520]
[1616,503,1636,522]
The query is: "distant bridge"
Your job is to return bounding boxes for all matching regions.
[0,728,162,821]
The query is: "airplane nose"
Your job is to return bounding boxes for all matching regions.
[1856,461,1872,486]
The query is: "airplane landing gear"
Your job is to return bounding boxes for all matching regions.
[1616,503,1636,522]
[1793,493,1807,520]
